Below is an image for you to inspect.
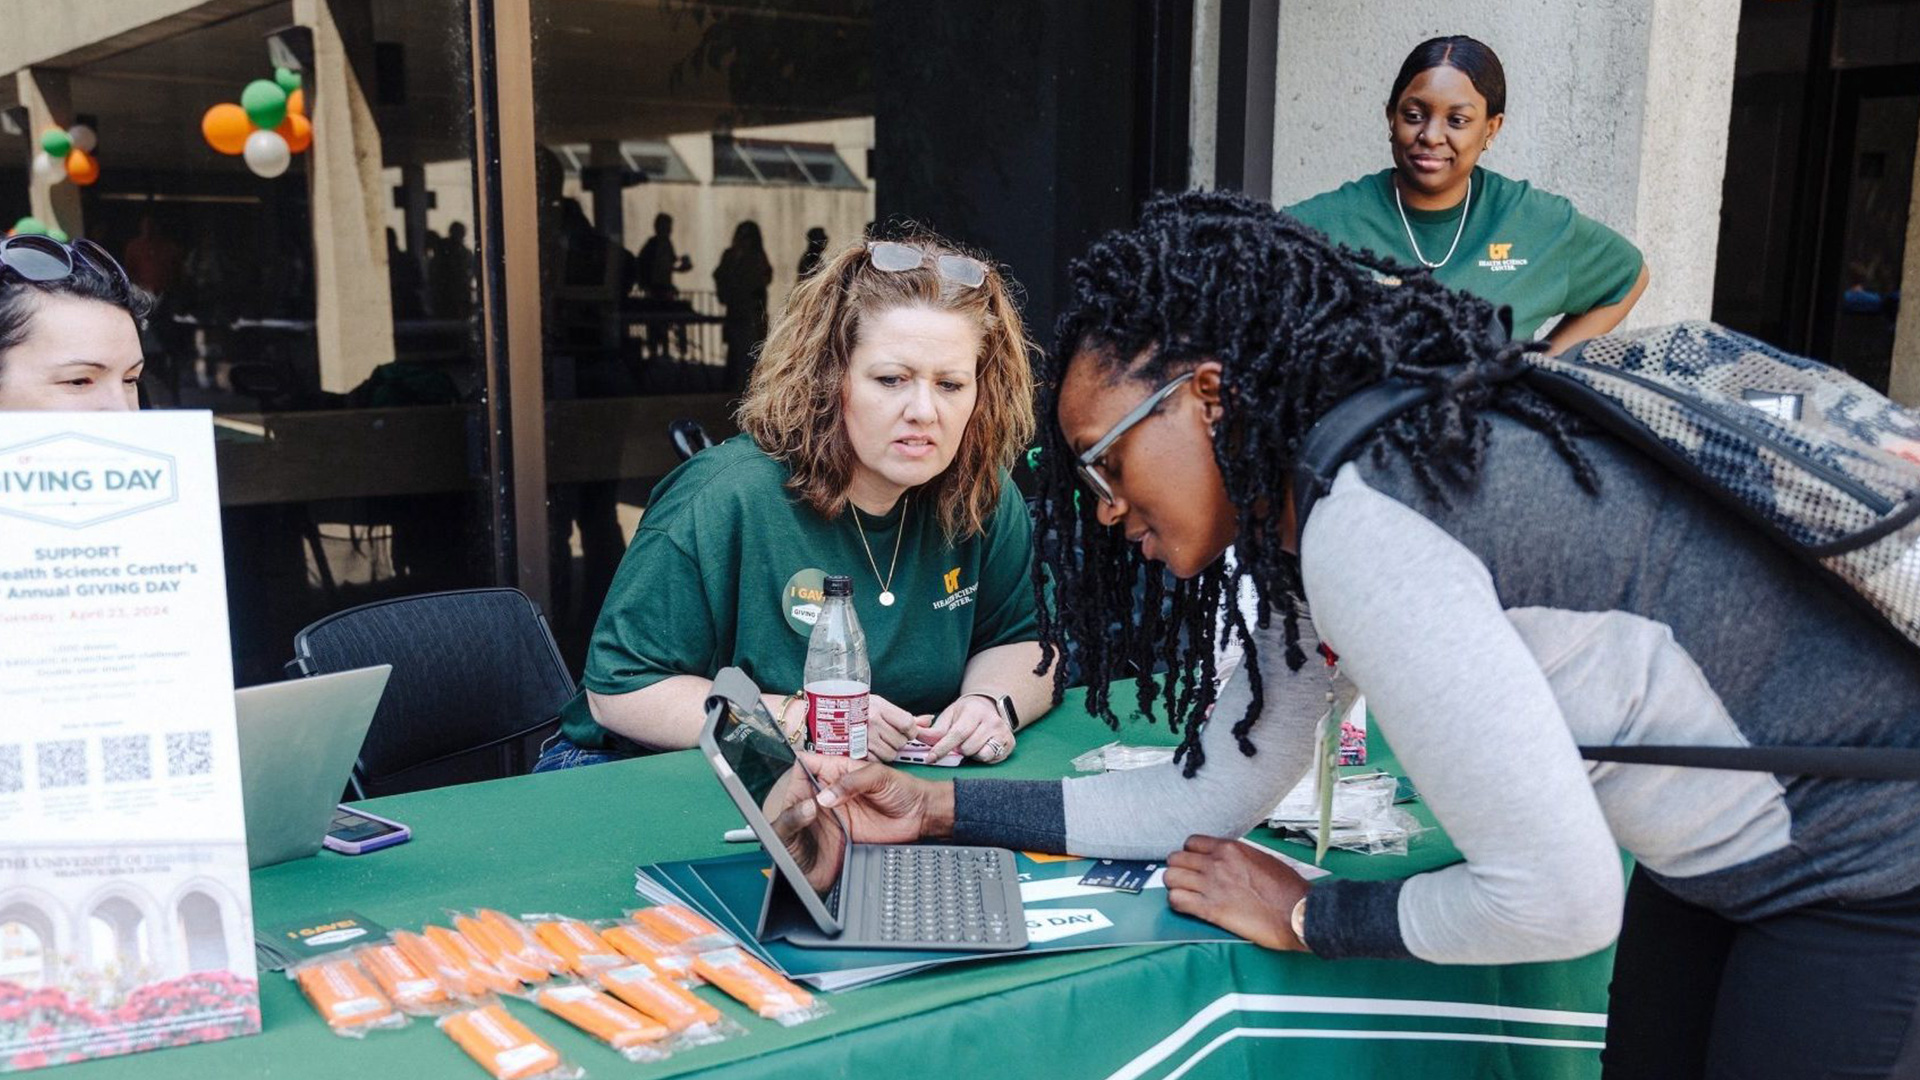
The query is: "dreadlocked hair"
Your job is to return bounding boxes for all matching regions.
[1031,189,1599,776]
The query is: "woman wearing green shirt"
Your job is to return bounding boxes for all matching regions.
[1285,35,1649,353]
[541,236,1052,769]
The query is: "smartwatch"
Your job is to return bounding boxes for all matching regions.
[965,692,1020,732]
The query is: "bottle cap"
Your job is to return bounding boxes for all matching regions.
[823,575,853,597]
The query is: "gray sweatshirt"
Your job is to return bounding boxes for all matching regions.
[952,415,1920,964]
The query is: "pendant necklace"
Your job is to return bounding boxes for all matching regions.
[851,495,907,606]
[1393,174,1472,269]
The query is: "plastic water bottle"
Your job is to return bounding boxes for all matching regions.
[804,574,870,758]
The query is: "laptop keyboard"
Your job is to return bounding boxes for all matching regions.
[874,846,1015,947]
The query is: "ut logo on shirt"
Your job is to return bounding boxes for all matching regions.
[933,567,977,611]
[1479,241,1528,273]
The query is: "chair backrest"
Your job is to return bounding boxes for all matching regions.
[669,418,715,462]
[286,588,576,795]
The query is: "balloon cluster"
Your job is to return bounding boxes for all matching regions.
[201,67,310,178]
[31,124,101,188]
[6,217,70,242]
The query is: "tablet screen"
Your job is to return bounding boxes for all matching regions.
[711,695,848,900]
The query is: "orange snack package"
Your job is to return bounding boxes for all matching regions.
[356,941,452,1013]
[596,962,736,1044]
[292,956,405,1036]
[629,904,732,950]
[437,1002,578,1080]
[423,924,524,995]
[529,919,624,976]
[454,913,553,984]
[692,946,827,1025]
[597,922,702,985]
[534,983,672,1062]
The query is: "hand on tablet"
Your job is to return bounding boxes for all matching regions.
[762,762,844,892]
[806,753,953,844]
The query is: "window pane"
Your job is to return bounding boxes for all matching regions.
[531,0,1183,668]
[51,0,494,685]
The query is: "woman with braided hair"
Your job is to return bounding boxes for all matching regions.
[793,191,1920,1077]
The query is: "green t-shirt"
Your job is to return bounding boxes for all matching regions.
[559,435,1041,751]
[1284,167,1643,340]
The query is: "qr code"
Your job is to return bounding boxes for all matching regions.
[0,746,20,794]
[36,740,87,788]
[102,735,151,783]
[165,731,212,777]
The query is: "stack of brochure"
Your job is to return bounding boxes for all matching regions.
[634,846,1324,992]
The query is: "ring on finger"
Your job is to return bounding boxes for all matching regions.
[982,738,1007,761]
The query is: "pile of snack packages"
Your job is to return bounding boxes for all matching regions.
[291,904,827,1078]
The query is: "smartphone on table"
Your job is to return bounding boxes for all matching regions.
[323,804,411,855]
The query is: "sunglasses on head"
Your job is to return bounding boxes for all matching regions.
[867,240,989,289]
[0,234,133,297]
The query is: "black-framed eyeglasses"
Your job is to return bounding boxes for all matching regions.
[0,234,132,297]
[1074,371,1196,504]
[867,240,989,289]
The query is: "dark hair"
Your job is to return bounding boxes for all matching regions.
[1031,190,1592,774]
[0,250,153,367]
[1387,35,1506,117]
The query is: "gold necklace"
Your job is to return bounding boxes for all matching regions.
[851,496,907,607]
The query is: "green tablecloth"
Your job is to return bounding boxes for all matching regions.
[55,686,1611,1079]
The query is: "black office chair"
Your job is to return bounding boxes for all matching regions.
[668,418,714,462]
[285,587,575,797]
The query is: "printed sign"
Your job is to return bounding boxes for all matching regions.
[0,413,259,1072]
[1023,908,1115,944]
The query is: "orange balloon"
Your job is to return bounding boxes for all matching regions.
[276,112,313,154]
[287,88,305,118]
[65,148,99,186]
[201,103,250,156]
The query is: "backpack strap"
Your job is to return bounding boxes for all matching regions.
[1290,379,1437,546]
[1579,744,1920,779]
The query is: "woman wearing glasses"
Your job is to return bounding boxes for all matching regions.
[541,235,1052,768]
[0,234,148,411]
[1285,35,1648,354]
[795,192,1920,1078]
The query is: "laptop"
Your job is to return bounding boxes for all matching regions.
[699,667,1027,952]
[236,665,391,869]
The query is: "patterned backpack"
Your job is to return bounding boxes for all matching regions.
[1294,320,1920,779]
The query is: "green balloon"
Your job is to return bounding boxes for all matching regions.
[47,228,69,243]
[275,66,303,93]
[12,216,47,236]
[241,79,288,130]
[39,129,71,158]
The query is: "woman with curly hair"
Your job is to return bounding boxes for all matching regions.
[799,193,1920,1078]
[544,234,1051,768]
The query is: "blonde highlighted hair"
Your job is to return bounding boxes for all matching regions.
[736,233,1036,539]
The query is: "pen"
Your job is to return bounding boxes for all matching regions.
[722,827,755,843]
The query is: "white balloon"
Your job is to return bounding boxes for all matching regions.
[243,129,291,179]
[31,151,66,185]
[66,124,97,154]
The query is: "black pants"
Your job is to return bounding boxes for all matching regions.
[1604,868,1920,1078]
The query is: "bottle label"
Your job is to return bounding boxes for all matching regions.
[805,682,869,758]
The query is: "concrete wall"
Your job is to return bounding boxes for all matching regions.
[1266,0,1739,331]
[0,0,258,74]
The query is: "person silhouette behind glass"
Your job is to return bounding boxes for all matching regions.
[798,226,829,280]
[635,213,692,360]
[715,220,773,391]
